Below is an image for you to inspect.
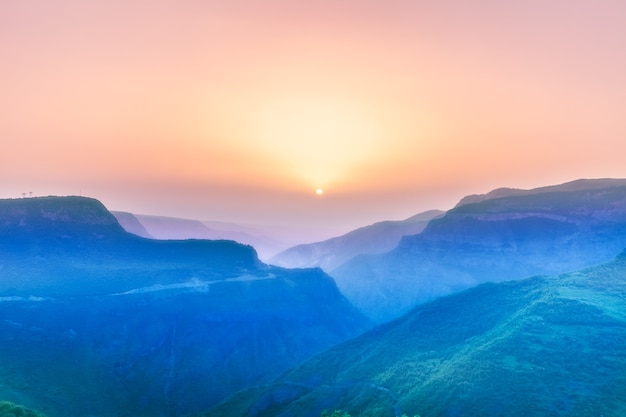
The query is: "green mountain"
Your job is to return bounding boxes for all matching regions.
[206,252,626,417]
[0,196,370,417]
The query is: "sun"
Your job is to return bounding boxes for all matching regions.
[315,188,324,196]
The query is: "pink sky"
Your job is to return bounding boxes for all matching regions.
[2,0,626,240]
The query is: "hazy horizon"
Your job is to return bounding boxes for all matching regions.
[3,1,626,240]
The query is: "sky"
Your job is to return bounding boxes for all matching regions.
[2,0,626,241]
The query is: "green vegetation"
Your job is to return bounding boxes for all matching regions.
[321,412,419,417]
[321,411,351,417]
[206,253,626,416]
[0,401,46,417]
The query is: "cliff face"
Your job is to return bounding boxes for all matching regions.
[0,196,370,417]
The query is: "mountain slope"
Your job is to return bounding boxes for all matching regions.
[332,179,626,322]
[270,210,444,272]
[0,196,371,417]
[206,252,626,417]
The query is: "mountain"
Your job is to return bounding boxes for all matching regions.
[269,210,445,272]
[111,212,291,260]
[0,196,370,417]
[205,252,626,417]
[116,213,223,240]
[1,197,260,297]
[331,179,626,323]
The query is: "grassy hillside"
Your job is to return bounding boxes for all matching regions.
[206,252,626,417]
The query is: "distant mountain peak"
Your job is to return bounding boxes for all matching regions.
[270,209,445,272]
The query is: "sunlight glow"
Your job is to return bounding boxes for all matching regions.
[250,94,383,187]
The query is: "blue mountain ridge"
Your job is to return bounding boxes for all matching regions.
[331,179,626,323]
[0,196,370,417]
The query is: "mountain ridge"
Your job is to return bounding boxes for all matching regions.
[455,178,626,207]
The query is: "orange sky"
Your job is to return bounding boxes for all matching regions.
[2,0,626,240]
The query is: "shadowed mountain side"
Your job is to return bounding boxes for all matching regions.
[204,252,626,417]
[269,210,445,272]
[0,196,371,416]
[0,268,370,417]
[331,180,626,323]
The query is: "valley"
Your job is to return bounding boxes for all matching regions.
[2,179,626,416]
